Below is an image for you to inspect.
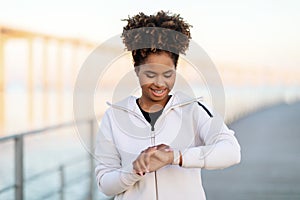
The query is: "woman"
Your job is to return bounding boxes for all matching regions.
[95,10,241,200]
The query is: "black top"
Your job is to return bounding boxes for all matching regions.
[136,99,164,128]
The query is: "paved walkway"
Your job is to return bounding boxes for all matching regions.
[202,101,300,200]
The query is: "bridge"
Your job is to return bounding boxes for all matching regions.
[0,25,300,200]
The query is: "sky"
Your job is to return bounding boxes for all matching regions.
[0,0,300,69]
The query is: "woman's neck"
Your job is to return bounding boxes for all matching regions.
[138,96,170,113]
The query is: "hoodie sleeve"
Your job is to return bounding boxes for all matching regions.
[95,110,143,196]
[180,103,241,170]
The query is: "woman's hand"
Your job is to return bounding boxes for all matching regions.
[132,144,174,176]
[147,144,174,172]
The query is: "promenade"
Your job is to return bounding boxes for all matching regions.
[202,101,300,200]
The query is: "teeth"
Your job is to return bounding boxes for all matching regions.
[154,90,164,94]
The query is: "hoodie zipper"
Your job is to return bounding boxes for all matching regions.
[150,125,159,200]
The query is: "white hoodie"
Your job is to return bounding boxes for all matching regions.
[95,92,241,200]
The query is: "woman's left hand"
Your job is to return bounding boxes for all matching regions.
[147,144,174,172]
[132,144,174,175]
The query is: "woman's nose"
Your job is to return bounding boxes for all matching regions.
[154,76,165,87]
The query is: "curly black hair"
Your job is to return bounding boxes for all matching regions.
[121,10,192,68]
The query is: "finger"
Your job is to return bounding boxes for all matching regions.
[144,152,151,172]
[143,146,157,154]
[133,155,145,173]
[139,152,150,173]
[155,144,164,150]
[156,144,170,150]
[163,148,173,152]
[133,160,145,176]
[132,160,139,173]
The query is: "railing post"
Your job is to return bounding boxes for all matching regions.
[89,119,95,200]
[15,135,24,200]
[59,165,65,200]
[0,31,6,129]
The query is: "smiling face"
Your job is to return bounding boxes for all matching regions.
[135,52,176,112]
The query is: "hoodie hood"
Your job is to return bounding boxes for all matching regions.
[106,91,202,115]
[105,92,202,139]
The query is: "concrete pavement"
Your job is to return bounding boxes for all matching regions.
[202,101,300,200]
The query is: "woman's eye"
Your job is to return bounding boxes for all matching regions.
[146,74,155,78]
[164,73,173,78]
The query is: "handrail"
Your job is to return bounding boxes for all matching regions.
[0,119,89,142]
[0,184,15,194]
[0,118,97,200]
[39,172,90,200]
[25,154,89,182]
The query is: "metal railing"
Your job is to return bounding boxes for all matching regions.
[0,119,96,200]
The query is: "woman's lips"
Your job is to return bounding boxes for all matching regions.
[151,88,167,97]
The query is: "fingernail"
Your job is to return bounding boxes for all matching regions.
[164,148,173,152]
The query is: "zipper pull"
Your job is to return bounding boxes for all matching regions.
[151,126,155,146]
[151,126,155,131]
